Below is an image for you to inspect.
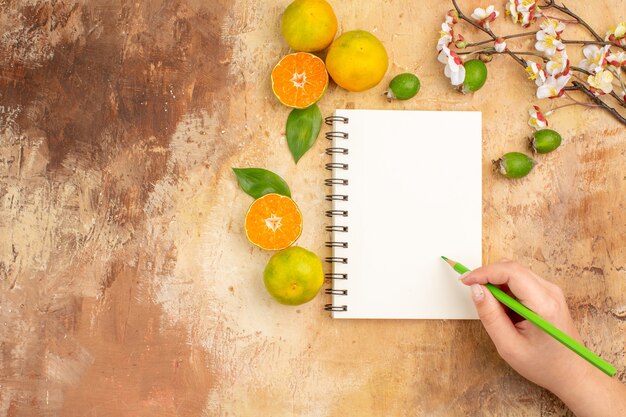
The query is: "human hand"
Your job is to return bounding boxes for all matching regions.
[461,261,626,417]
[460,260,587,392]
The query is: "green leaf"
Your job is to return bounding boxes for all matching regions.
[232,168,291,199]
[286,104,322,163]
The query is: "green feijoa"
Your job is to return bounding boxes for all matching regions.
[495,152,536,179]
[531,129,562,154]
[385,73,421,101]
[463,59,487,93]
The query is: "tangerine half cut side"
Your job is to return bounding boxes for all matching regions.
[271,52,329,108]
[245,193,303,251]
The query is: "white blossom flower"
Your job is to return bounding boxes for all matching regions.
[437,22,454,52]
[537,74,571,99]
[607,51,626,68]
[525,61,547,86]
[528,105,548,129]
[535,26,565,56]
[438,45,466,86]
[587,69,614,95]
[505,0,519,23]
[471,5,499,28]
[610,22,626,38]
[605,22,626,47]
[546,50,569,76]
[506,0,540,27]
[540,18,566,35]
[516,0,539,12]
[579,45,610,73]
[494,38,507,52]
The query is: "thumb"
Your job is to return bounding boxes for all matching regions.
[470,284,522,353]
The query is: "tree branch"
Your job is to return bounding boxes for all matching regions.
[569,82,626,124]
[609,91,626,108]
[570,66,591,75]
[466,31,537,47]
[451,0,527,68]
[570,68,626,108]
[449,1,625,124]
[541,1,604,42]
[562,39,626,50]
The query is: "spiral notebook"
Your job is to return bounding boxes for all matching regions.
[324,109,482,319]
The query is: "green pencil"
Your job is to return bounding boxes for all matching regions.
[441,256,617,377]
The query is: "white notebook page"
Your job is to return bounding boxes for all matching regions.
[328,109,482,319]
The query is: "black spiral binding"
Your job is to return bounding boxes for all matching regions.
[324,115,349,313]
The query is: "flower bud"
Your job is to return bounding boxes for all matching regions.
[455,40,468,49]
[479,53,493,63]
[494,38,507,52]
[447,9,459,24]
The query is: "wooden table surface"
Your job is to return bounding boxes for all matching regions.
[1,0,624,416]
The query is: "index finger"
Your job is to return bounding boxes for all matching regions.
[461,261,552,312]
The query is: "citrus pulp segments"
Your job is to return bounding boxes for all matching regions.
[271,52,329,108]
[245,193,303,250]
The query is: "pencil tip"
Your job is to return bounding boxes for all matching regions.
[441,256,455,267]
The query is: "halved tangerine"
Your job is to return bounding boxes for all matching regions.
[271,52,329,108]
[245,193,303,251]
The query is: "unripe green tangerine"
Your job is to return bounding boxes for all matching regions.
[463,59,487,93]
[531,129,562,154]
[385,73,421,101]
[496,152,536,179]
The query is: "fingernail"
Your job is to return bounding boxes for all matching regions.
[471,284,484,302]
[459,272,470,281]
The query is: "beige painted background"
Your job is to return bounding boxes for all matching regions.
[0,0,624,416]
